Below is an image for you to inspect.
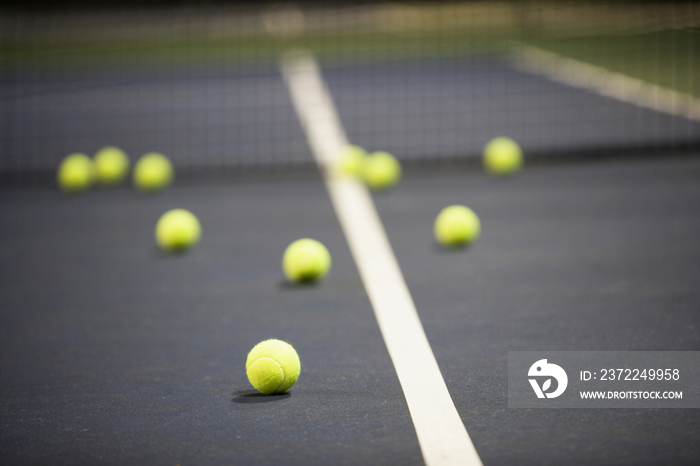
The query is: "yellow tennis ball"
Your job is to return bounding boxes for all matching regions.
[282,238,331,283]
[483,137,523,176]
[94,146,130,186]
[336,144,367,177]
[246,339,301,395]
[362,151,401,190]
[155,209,201,252]
[434,205,481,247]
[133,152,174,193]
[57,153,94,194]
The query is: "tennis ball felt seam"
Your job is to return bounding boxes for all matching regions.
[248,357,286,393]
[245,339,300,395]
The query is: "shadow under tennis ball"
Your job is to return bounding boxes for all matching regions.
[231,389,292,404]
[152,245,192,258]
[432,242,474,254]
[276,279,322,290]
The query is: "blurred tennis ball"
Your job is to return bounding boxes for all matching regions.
[482,137,523,176]
[434,205,481,247]
[57,153,94,194]
[362,151,401,190]
[282,238,331,283]
[94,146,130,186]
[155,209,201,252]
[336,144,367,178]
[133,152,174,193]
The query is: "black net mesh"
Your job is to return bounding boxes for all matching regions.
[1,1,698,183]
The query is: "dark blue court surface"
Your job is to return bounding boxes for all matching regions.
[0,66,311,173]
[2,156,700,465]
[0,179,422,465]
[325,57,700,160]
[375,157,700,464]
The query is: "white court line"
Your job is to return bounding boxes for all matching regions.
[281,50,483,466]
[512,43,700,122]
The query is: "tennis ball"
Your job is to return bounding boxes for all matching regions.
[483,137,523,176]
[246,339,301,395]
[336,144,367,177]
[362,151,401,190]
[434,205,481,247]
[155,209,201,252]
[133,152,174,193]
[57,153,94,193]
[282,238,331,283]
[94,146,130,186]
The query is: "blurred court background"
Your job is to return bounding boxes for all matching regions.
[2,3,700,465]
[1,0,698,183]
